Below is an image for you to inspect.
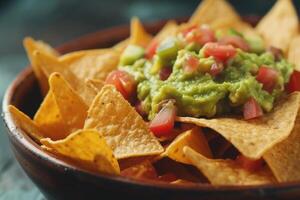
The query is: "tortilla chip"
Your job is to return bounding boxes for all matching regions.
[256,0,298,51]
[164,128,212,164]
[177,92,300,159]
[34,73,88,140]
[154,20,178,43]
[183,147,275,185]
[8,105,45,142]
[41,129,120,174]
[263,109,300,182]
[288,35,300,71]
[129,17,152,47]
[189,0,240,26]
[84,85,163,159]
[23,37,59,95]
[113,38,130,53]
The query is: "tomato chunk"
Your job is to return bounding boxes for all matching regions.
[243,97,263,120]
[149,101,176,137]
[219,36,250,52]
[145,39,158,60]
[105,70,136,100]
[256,66,278,93]
[183,55,199,74]
[209,62,224,76]
[184,25,216,46]
[287,70,300,93]
[121,161,158,180]
[236,155,264,172]
[159,67,172,80]
[203,42,236,62]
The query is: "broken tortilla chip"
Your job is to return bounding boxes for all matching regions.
[34,73,88,140]
[23,37,59,95]
[8,105,45,142]
[41,129,120,174]
[183,147,275,185]
[288,35,300,71]
[154,20,178,43]
[113,38,130,53]
[164,128,212,164]
[177,92,300,159]
[84,85,163,159]
[256,0,298,52]
[263,109,300,182]
[129,17,152,48]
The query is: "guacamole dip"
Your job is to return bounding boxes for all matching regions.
[119,26,293,119]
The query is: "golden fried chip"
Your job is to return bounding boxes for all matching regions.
[84,85,163,159]
[34,73,88,140]
[177,92,300,159]
[154,20,178,43]
[189,0,240,26]
[113,38,130,53]
[164,128,212,164]
[8,105,45,142]
[263,109,300,182]
[288,35,300,71]
[41,129,120,174]
[23,37,59,95]
[129,17,152,47]
[256,0,298,51]
[183,147,275,185]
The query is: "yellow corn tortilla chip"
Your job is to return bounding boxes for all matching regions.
[129,17,152,47]
[113,38,130,53]
[23,37,59,95]
[189,0,240,26]
[34,73,88,140]
[263,109,300,182]
[288,35,300,71]
[154,20,178,43]
[256,0,298,52]
[41,129,120,175]
[8,105,45,142]
[163,128,212,164]
[79,79,104,106]
[177,92,300,159]
[183,147,275,185]
[84,85,163,159]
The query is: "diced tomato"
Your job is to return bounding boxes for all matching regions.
[236,155,264,172]
[209,62,224,76]
[159,67,172,80]
[267,46,283,61]
[203,42,237,62]
[145,39,159,60]
[149,101,176,137]
[256,66,278,93]
[121,161,158,180]
[135,101,146,117]
[183,55,199,74]
[286,70,300,93]
[181,24,198,37]
[184,26,216,46]
[158,173,178,182]
[243,97,263,120]
[219,36,250,52]
[105,70,136,100]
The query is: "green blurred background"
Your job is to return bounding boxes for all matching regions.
[0,0,299,199]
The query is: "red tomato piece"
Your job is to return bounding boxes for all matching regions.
[286,70,300,93]
[209,62,224,76]
[105,70,136,100]
[149,101,176,137]
[185,26,216,46]
[159,67,172,80]
[267,46,283,61]
[183,55,199,74]
[256,66,278,93]
[145,39,159,60]
[236,155,264,172]
[181,24,198,37]
[203,42,237,62]
[121,161,158,180]
[219,36,250,52]
[243,97,263,120]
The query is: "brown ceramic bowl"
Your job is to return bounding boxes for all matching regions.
[3,19,300,200]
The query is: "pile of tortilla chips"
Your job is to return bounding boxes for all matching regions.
[8,0,300,186]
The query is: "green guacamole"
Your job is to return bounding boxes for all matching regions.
[118,32,293,119]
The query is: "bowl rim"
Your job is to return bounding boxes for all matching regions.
[2,22,300,193]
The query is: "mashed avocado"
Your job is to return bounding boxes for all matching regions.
[119,30,293,119]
